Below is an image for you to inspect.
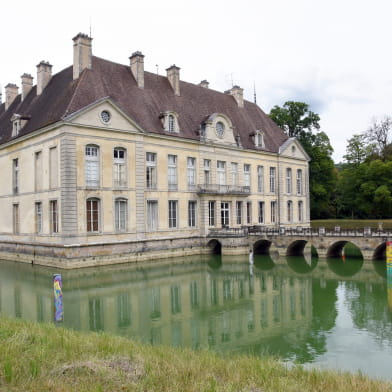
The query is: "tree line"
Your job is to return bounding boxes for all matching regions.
[269,101,392,219]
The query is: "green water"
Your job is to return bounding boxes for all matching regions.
[0,254,391,380]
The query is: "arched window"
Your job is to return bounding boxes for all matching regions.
[85,145,100,187]
[115,198,128,232]
[286,168,292,194]
[255,131,265,148]
[168,115,175,132]
[113,147,127,187]
[86,198,100,232]
[297,169,303,195]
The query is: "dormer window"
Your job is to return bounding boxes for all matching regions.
[11,114,22,137]
[161,111,180,133]
[255,130,265,148]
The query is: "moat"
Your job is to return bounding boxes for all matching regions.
[0,254,391,380]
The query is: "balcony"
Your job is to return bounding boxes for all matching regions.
[197,184,250,195]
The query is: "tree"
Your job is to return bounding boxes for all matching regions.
[366,116,392,161]
[343,134,374,167]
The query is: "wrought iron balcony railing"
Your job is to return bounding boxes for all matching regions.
[197,184,250,195]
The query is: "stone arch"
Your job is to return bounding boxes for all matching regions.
[286,240,307,256]
[373,242,386,260]
[253,239,272,255]
[327,240,363,259]
[207,239,222,255]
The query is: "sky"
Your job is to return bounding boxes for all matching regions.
[1,0,392,162]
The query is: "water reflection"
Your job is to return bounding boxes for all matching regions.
[0,255,391,380]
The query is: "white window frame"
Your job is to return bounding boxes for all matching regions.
[13,203,19,234]
[258,201,264,224]
[257,165,264,193]
[286,168,292,194]
[244,164,251,187]
[115,198,128,232]
[298,200,303,222]
[35,151,43,192]
[85,145,100,187]
[221,202,230,227]
[236,201,243,225]
[147,200,158,231]
[297,169,303,195]
[168,155,178,190]
[204,159,211,185]
[168,200,178,228]
[86,198,100,233]
[113,148,127,188]
[188,200,197,227]
[217,161,226,186]
[287,200,293,223]
[146,152,157,189]
[246,201,252,224]
[208,201,215,227]
[231,162,238,186]
[271,201,277,224]
[35,202,43,234]
[269,167,276,193]
[50,200,59,233]
[12,158,19,195]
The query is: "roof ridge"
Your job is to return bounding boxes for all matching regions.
[62,69,88,118]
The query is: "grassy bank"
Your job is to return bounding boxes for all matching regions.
[0,317,390,391]
[311,219,392,230]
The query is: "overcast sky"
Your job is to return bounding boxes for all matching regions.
[2,0,391,162]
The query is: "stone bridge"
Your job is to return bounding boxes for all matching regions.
[206,227,391,261]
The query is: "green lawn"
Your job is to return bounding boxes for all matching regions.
[311,219,392,230]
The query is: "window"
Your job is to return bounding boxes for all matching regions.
[12,158,19,194]
[298,201,303,222]
[255,130,265,148]
[244,164,251,187]
[168,155,177,190]
[168,200,178,228]
[162,112,179,133]
[286,168,292,194]
[12,119,20,137]
[217,161,226,185]
[188,201,197,227]
[271,201,277,223]
[49,147,58,189]
[287,200,293,222]
[86,198,100,233]
[35,202,42,234]
[13,204,19,234]
[208,201,215,226]
[147,200,158,231]
[146,152,157,189]
[113,148,127,187]
[246,201,252,224]
[50,200,59,233]
[204,159,211,185]
[231,163,238,185]
[168,115,175,132]
[35,151,43,191]
[269,167,276,193]
[85,145,100,187]
[258,201,264,224]
[236,201,242,225]
[221,202,230,226]
[187,158,196,189]
[115,198,128,232]
[257,166,264,193]
[297,169,303,195]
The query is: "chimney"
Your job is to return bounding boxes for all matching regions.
[73,33,92,80]
[166,65,180,96]
[225,85,244,108]
[129,51,145,88]
[5,83,19,110]
[36,61,52,95]
[21,73,33,101]
[199,80,209,89]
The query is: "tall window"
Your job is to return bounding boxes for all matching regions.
[221,202,230,226]
[217,161,226,185]
[115,198,128,232]
[168,200,178,228]
[246,201,252,224]
[146,152,157,189]
[50,200,59,233]
[271,201,277,223]
[49,147,58,189]
[12,158,19,194]
[168,114,175,132]
[286,168,292,194]
[85,145,100,187]
[236,201,242,225]
[86,198,100,232]
[287,200,293,222]
[298,201,303,222]
[113,148,127,187]
[187,157,196,189]
[244,164,251,187]
[188,201,197,227]
[13,203,19,234]
[269,167,276,193]
[168,155,177,190]
[147,200,158,231]
[258,201,264,224]
[35,202,42,234]
[35,151,43,191]
[231,162,238,185]
[297,169,303,195]
[204,159,211,185]
[257,166,264,193]
[255,131,265,148]
[208,201,215,226]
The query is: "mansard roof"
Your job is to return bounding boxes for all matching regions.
[0,56,288,152]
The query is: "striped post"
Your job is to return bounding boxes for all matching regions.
[387,242,392,311]
[53,274,64,322]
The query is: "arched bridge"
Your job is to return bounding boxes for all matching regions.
[206,226,391,261]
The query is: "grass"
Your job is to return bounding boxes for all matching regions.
[0,317,391,391]
[311,219,392,230]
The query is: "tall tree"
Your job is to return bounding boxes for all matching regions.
[366,116,392,161]
[343,134,374,167]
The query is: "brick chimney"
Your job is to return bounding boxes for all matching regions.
[225,85,244,108]
[166,65,180,96]
[129,51,145,88]
[73,33,92,80]
[5,83,19,110]
[37,61,52,95]
[199,80,209,89]
[21,73,33,101]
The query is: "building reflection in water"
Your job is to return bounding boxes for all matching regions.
[0,254,388,362]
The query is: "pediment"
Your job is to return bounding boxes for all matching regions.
[279,138,310,161]
[203,113,236,146]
